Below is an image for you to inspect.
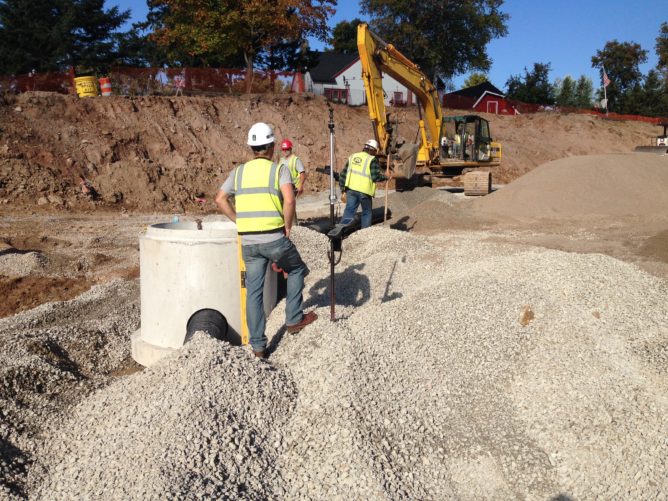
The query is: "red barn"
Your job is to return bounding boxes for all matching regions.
[443,81,518,115]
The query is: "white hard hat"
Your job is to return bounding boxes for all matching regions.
[365,139,379,150]
[247,122,275,146]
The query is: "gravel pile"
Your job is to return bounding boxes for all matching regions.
[30,333,296,499]
[3,224,666,499]
[0,248,48,277]
[0,280,139,499]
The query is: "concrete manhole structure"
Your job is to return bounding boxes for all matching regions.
[131,220,277,366]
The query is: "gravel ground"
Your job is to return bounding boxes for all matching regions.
[0,280,139,499]
[1,224,666,499]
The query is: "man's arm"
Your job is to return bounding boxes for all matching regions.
[370,157,388,183]
[215,189,236,222]
[297,172,306,194]
[339,161,349,192]
[280,182,296,238]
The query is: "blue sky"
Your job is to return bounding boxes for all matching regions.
[111,0,663,91]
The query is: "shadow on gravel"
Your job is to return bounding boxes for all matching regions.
[550,495,575,501]
[390,215,415,232]
[0,247,41,257]
[304,264,370,312]
[0,436,28,498]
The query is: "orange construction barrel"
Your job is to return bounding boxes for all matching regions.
[99,77,112,97]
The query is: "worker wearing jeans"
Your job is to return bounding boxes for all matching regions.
[215,122,317,358]
[339,139,390,229]
[241,237,307,352]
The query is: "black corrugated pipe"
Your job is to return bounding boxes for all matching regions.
[186,309,228,342]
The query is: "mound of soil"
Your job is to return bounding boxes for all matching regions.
[474,153,668,219]
[0,92,659,213]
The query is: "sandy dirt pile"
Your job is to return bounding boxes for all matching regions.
[0,92,659,212]
[474,153,668,219]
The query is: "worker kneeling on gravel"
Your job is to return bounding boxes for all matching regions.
[339,139,391,229]
[215,122,317,358]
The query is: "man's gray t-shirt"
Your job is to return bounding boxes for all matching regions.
[220,162,293,245]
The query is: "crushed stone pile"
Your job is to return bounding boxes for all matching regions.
[0,248,48,277]
[0,280,139,499]
[14,225,667,500]
[475,153,668,219]
[30,334,296,499]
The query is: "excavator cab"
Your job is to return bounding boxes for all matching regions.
[440,115,495,163]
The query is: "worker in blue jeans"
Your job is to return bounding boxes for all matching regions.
[339,139,390,228]
[215,122,317,358]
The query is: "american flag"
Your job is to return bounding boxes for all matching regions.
[602,68,610,88]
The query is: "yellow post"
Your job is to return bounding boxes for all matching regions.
[237,237,249,345]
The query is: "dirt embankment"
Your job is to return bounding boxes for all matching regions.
[0,92,659,212]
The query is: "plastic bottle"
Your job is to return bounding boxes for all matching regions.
[172,215,180,224]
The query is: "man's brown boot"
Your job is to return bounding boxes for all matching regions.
[286,311,318,334]
[253,351,266,359]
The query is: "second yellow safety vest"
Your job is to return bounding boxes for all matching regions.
[280,154,301,188]
[233,158,284,234]
[344,151,376,196]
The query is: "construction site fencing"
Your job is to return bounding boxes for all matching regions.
[1,68,663,125]
[443,94,664,125]
[0,67,301,96]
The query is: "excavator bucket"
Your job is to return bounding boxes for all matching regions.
[392,143,419,179]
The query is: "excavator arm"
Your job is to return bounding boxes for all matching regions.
[357,23,443,177]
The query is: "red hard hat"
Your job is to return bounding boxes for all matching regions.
[281,139,293,150]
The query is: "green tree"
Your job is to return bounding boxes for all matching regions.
[66,0,131,73]
[150,0,335,91]
[463,72,489,88]
[554,75,576,107]
[636,69,668,116]
[329,18,363,54]
[656,22,668,76]
[574,75,593,109]
[360,0,508,80]
[591,40,648,112]
[0,0,129,74]
[505,62,555,105]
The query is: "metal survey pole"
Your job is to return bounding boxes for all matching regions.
[327,106,337,321]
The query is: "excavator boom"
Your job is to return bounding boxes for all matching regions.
[357,23,442,176]
[357,23,501,188]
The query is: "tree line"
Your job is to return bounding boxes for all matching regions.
[0,0,665,116]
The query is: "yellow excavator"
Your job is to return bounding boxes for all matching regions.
[357,23,502,194]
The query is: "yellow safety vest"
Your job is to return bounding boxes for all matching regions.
[281,155,301,188]
[344,151,376,196]
[234,158,284,234]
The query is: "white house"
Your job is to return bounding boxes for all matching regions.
[303,52,413,106]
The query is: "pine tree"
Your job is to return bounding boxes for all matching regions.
[0,0,129,75]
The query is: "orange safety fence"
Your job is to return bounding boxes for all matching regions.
[0,67,301,96]
[443,94,666,124]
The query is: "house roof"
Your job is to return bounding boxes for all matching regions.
[447,81,505,98]
[473,90,506,109]
[306,52,359,84]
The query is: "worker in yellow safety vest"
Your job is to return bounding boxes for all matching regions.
[338,139,391,229]
[278,139,307,196]
[215,122,317,359]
